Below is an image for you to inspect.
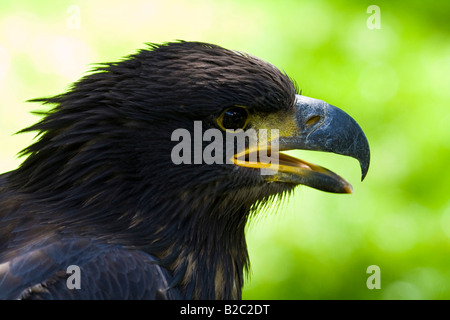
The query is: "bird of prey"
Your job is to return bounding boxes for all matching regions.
[0,41,370,299]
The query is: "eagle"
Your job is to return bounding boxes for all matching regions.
[0,41,369,299]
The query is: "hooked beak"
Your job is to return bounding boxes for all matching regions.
[234,95,370,193]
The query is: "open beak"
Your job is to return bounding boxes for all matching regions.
[233,95,370,193]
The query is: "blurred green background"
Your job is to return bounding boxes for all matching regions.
[0,0,449,299]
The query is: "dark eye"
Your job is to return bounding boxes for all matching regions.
[217,106,250,131]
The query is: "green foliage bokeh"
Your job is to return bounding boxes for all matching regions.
[0,0,449,299]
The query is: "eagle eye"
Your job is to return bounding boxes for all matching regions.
[217,106,250,131]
